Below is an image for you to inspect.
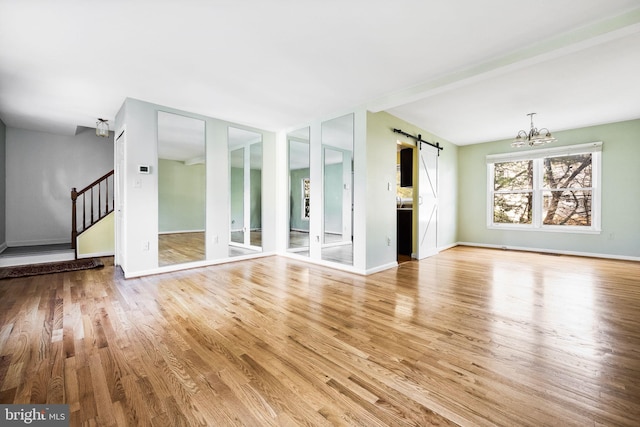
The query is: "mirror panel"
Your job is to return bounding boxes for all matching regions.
[229,127,263,257]
[321,114,354,265]
[250,142,263,247]
[157,111,206,267]
[229,147,245,245]
[287,127,310,256]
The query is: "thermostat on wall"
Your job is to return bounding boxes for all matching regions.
[138,165,151,174]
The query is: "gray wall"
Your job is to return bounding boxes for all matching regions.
[458,118,640,258]
[6,126,114,246]
[0,118,6,248]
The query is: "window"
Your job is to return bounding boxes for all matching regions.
[487,142,601,233]
[493,160,533,224]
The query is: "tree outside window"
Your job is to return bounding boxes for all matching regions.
[542,154,592,226]
[487,143,601,233]
[493,160,533,224]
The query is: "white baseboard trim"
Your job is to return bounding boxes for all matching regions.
[364,261,398,274]
[280,252,399,276]
[0,242,7,254]
[282,253,367,275]
[456,242,640,262]
[77,251,114,259]
[7,238,70,247]
[158,229,205,235]
[438,242,459,252]
[123,251,276,279]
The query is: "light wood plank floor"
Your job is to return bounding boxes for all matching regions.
[159,232,206,266]
[159,232,263,266]
[1,246,639,426]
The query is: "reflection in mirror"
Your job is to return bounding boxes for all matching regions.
[287,127,310,256]
[229,147,245,244]
[229,127,263,257]
[250,143,263,247]
[321,114,354,265]
[157,111,206,267]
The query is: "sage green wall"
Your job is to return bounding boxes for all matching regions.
[230,167,262,231]
[323,162,343,234]
[365,111,458,269]
[230,167,243,230]
[158,159,205,233]
[458,118,640,258]
[289,167,310,231]
[250,169,262,230]
[0,118,5,247]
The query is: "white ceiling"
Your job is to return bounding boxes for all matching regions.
[1,1,639,146]
[157,111,205,162]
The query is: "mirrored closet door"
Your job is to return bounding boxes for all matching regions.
[321,114,354,265]
[229,127,263,257]
[287,127,311,257]
[157,111,206,267]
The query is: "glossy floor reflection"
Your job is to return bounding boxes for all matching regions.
[1,247,639,425]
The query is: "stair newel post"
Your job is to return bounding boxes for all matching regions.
[71,187,78,250]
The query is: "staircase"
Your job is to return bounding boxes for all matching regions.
[0,171,115,268]
[0,244,76,267]
[71,170,115,258]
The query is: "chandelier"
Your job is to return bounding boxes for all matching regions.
[96,118,109,137]
[511,113,556,148]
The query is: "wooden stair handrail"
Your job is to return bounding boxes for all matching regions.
[71,170,115,253]
[75,170,115,196]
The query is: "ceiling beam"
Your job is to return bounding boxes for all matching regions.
[367,8,640,113]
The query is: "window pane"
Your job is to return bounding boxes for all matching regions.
[543,190,592,226]
[494,193,533,224]
[494,161,533,191]
[543,154,592,189]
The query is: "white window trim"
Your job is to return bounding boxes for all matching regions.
[486,142,602,234]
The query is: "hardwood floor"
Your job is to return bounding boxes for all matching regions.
[159,232,264,266]
[288,231,354,265]
[1,246,639,426]
[158,232,205,266]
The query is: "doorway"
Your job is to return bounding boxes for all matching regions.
[396,142,414,263]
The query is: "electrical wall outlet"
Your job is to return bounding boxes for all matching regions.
[142,241,150,251]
